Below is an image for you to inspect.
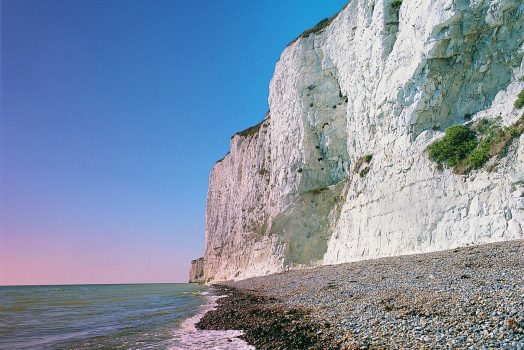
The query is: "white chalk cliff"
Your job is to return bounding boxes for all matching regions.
[190,0,524,283]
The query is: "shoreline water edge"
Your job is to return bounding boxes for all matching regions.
[172,290,254,349]
[194,240,524,349]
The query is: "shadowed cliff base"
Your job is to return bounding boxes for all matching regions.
[198,239,524,349]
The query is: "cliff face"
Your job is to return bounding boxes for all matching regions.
[189,257,205,283]
[195,0,524,282]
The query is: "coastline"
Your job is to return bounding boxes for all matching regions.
[172,289,254,349]
[197,240,524,349]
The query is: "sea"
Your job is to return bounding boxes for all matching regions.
[0,283,254,350]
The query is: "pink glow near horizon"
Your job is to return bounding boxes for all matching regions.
[0,230,195,286]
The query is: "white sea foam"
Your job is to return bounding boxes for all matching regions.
[170,293,254,350]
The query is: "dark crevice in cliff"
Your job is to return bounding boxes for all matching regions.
[383,0,402,58]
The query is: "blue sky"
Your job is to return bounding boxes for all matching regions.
[0,0,348,284]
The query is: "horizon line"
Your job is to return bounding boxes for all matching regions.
[0,281,193,287]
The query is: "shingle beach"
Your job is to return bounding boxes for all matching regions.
[198,240,524,349]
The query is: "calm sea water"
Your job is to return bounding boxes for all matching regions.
[0,283,253,350]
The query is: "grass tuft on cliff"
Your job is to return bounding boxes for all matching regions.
[287,18,332,46]
[287,1,351,46]
[428,114,524,174]
[306,186,329,195]
[298,18,332,39]
[236,122,262,138]
[354,154,373,174]
[359,166,371,177]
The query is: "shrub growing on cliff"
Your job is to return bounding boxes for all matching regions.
[427,125,478,167]
[515,89,524,109]
[428,115,524,173]
[467,139,490,169]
